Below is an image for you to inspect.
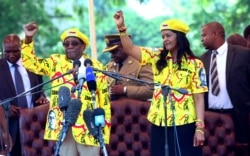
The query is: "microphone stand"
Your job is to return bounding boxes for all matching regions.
[54,122,70,156]
[97,125,108,156]
[161,85,170,156]
[93,68,150,85]
[0,70,73,107]
[158,84,184,156]
[93,68,122,82]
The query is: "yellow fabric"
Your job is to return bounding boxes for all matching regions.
[140,47,208,127]
[60,28,89,47]
[21,42,111,146]
[160,19,190,34]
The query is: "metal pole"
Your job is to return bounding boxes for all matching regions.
[88,0,97,59]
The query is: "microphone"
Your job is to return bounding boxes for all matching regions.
[58,86,71,124]
[73,59,81,84]
[84,59,96,91]
[177,88,188,94]
[76,72,86,99]
[58,86,71,112]
[84,59,97,108]
[83,109,98,138]
[54,98,82,156]
[93,108,105,127]
[93,108,108,156]
[160,85,188,95]
[86,66,97,92]
[84,58,92,67]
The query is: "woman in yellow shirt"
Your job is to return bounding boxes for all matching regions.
[113,10,208,156]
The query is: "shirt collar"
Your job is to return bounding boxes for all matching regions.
[216,41,228,55]
[79,56,85,67]
[7,58,22,68]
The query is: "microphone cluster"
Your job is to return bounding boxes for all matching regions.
[54,97,82,156]
[56,59,108,155]
[55,85,84,156]
[71,59,98,100]
[78,59,107,152]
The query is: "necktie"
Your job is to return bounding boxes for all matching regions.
[13,64,28,108]
[211,51,220,96]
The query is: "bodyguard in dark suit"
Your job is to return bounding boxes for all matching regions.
[0,34,49,155]
[200,22,250,147]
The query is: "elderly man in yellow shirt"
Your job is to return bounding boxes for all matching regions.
[21,22,111,156]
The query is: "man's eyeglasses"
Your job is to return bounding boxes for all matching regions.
[63,41,82,48]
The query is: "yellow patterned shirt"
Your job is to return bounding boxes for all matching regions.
[21,42,111,146]
[140,47,208,127]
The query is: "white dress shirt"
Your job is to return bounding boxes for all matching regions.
[8,59,33,108]
[208,42,233,109]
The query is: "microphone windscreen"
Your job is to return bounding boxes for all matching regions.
[83,109,98,138]
[93,108,105,127]
[86,66,97,91]
[73,59,81,67]
[65,99,82,126]
[58,86,71,111]
[84,59,93,67]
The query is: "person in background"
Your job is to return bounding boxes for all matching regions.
[21,22,111,156]
[227,33,247,47]
[103,34,153,101]
[200,22,250,154]
[113,10,208,156]
[0,34,48,155]
[243,24,250,48]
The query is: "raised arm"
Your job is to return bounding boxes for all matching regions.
[23,22,38,44]
[113,10,142,61]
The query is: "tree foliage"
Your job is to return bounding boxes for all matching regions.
[1,0,249,96]
[0,0,59,57]
[2,0,249,59]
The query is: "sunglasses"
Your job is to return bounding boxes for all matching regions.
[4,50,21,53]
[63,41,82,47]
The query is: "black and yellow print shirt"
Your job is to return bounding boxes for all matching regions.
[21,42,111,146]
[140,47,208,127]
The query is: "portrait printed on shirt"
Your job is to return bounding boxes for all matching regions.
[48,109,57,130]
[199,68,207,87]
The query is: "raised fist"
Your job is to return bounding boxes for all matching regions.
[113,10,125,28]
[24,22,38,38]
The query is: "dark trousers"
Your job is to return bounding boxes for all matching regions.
[10,130,21,156]
[208,108,249,143]
[150,123,202,156]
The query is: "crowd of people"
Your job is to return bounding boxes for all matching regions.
[0,10,249,156]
